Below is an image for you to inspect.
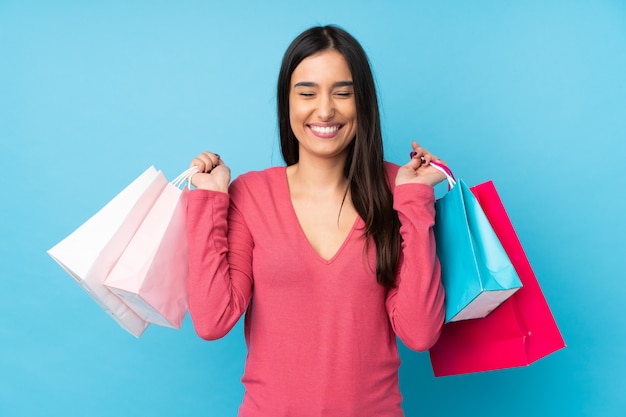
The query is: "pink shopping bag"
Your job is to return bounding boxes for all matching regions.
[104,168,195,329]
[429,180,565,376]
[48,166,169,337]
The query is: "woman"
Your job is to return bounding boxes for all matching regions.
[187,25,446,417]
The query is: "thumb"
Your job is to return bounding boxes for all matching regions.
[407,152,425,170]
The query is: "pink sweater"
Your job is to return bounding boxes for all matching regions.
[186,163,445,417]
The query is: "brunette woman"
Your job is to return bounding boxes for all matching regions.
[187,25,446,417]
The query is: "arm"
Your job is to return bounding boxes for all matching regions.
[384,142,447,351]
[385,183,445,352]
[186,188,254,340]
[186,153,254,340]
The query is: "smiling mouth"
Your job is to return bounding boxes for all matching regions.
[309,124,342,134]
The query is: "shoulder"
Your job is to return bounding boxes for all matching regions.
[384,161,400,177]
[229,166,286,203]
[231,166,284,187]
[384,161,400,192]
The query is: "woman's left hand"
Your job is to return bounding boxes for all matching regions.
[395,141,448,187]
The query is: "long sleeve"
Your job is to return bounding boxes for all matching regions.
[385,182,446,352]
[186,187,254,340]
[186,167,428,416]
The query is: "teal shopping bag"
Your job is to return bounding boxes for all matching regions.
[431,163,522,323]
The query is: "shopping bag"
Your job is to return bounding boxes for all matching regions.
[429,180,566,377]
[104,168,196,329]
[431,163,522,323]
[48,166,169,337]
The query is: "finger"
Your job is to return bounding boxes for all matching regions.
[406,154,424,170]
[197,153,212,170]
[190,157,209,173]
[409,142,419,155]
[196,152,221,172]
[425,152,444,166]
[427,163,449,183]
[415,147,439,166]
[410,148,427,167]
[205,152,221,170]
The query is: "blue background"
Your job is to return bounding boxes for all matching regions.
[2,1,625,416]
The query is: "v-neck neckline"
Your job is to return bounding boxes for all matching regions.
[280,166,362,264]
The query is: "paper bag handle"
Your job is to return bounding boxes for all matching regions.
[429,160,456,189]
[171,166,199,190]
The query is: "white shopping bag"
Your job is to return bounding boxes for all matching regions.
[48,166,169,337]
[104,168,195,329]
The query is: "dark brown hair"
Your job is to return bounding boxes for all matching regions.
[277,25,401,287]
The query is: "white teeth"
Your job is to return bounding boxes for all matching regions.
[311,125,340,134]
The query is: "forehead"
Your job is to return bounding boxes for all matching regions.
[291,50,352,84]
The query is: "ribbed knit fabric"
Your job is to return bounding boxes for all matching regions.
[186,162,445,417]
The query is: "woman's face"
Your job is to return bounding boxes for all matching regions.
[289,49,357,163]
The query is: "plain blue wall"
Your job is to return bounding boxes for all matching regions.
[2,1,625,416]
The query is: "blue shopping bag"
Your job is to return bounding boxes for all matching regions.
[431,163,522,323]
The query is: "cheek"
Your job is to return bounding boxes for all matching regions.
[288,108,301,134]
[289,102,309,131]
[340,101,357,122]
[344,104,357,131]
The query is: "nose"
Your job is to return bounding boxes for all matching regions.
[317,93,335,120]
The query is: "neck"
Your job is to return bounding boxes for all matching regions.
[287,154,349,194]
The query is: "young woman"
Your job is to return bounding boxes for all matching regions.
[187,25,446,417]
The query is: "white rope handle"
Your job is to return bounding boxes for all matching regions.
[429,161,456,188]
[171,166,199,190]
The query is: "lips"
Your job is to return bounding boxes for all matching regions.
[308,123,343,138]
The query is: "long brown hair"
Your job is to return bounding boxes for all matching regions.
[277,25,401,288]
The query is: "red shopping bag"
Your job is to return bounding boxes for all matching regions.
[429,180,565,377]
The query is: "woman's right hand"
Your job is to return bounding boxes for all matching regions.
[189,152,231,193]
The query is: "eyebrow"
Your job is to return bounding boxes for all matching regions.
[293,81,354,88]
